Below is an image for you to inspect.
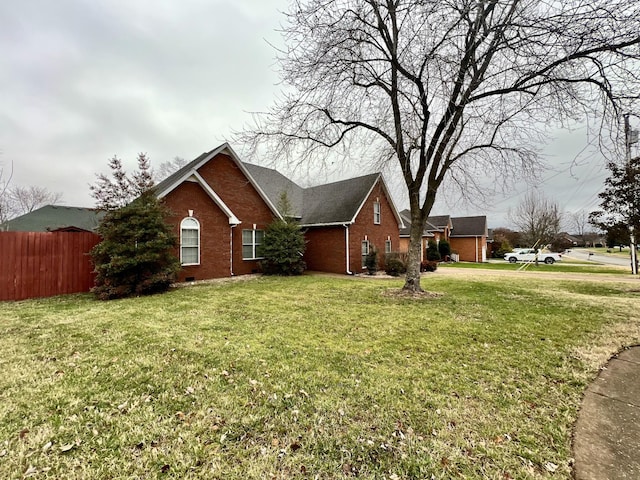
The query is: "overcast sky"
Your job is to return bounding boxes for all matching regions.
[1,0,630,229]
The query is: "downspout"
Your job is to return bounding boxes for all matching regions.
[345,224,353,275]
[230,225,235,276]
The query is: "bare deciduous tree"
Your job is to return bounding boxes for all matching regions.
[156,156,189,181]
[1,162,63,226]
[0,162,12,226]
[509,191,562,247]
[241,0,640,291]
[569,209,597,245]
[569,210,589,238]
[10,185,63,215]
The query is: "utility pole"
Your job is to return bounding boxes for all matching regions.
[624,113,638,275]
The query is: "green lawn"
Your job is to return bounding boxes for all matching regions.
[1,275,639,479]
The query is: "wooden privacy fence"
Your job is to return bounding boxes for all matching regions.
[0,231,100,301]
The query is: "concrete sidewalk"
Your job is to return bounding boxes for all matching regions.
[573,347,640,479]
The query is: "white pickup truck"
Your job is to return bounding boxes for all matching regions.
[504,249,562,264]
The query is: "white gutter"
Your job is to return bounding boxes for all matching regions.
[345,225,353,275]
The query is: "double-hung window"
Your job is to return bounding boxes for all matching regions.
[180,217,200,265]
[385,239,392,254]
[242,229,264,260]
[373,201,381,224]
[361,240,370,269]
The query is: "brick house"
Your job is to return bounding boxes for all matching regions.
[154,143,404,280]
[399,210,488,263]
[449,216,489,262]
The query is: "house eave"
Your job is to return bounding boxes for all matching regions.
[301,221,353,228]
[348,174,405,228]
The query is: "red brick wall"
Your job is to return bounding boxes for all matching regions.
[304,226,347,274]
[450,237,487,262]
[163,153,277,281]
[164,182,232,281]
[348,180,400,273]
[196,154,276,275]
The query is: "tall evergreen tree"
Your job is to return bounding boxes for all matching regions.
[260,192,307,275]
[590,157,640,246]
[90,192,180,300]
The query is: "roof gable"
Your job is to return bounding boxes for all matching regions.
[301,173,379,225]
[155,143,403,228]
[399,209,441,237]
[154,143,281,223]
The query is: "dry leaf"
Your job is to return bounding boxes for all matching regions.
[24,465,37,477]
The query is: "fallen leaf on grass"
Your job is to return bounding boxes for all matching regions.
[24,465,37,477]
[59,443,75,453]
[42,441,53,452]
[544,462,558,473]
[19,428,29,440]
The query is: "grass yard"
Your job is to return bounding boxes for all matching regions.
[1,274,639,479]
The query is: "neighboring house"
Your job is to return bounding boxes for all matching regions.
[556,232,581,247]
[399,211,454,261]
[1,205,104,232]
[154,143,404,280]
[399,210,488,263]
[449,216,489,262]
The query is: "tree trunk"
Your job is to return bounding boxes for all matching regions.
[403,214,425,292]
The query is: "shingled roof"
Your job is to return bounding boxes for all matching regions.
[154,143,403,228]
[398,209,443,237]
[2,205,104,232]
[450,216,487,237]
[242,163,304,219]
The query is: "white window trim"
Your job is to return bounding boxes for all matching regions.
[242,228,264,260]
[373,201,381,224]
[385,239,392,254]
[180,217,200,266]
[361,239,370,268]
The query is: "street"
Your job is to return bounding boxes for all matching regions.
[564,249,634,268]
